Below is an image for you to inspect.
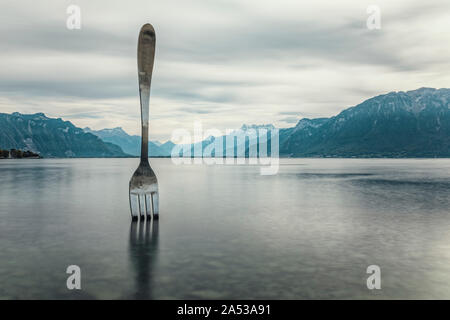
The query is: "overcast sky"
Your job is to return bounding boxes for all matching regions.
[1,0,450,141]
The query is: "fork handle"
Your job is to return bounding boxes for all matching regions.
[137,24,156,162]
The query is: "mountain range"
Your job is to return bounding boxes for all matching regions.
[279,87,450,157]
[0,112,128,157]
[1,88,450,158]
[83,127,175,157]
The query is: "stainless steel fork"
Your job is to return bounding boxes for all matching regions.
[129,24,159,221]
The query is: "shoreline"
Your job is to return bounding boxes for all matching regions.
[2,157,450,160]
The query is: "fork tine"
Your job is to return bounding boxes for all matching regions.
[130,193,139,221]
[145,194,152,219]
[152,192,159,219]
[138,194,146,220]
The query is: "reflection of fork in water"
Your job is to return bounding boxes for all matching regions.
[128,220,159,299]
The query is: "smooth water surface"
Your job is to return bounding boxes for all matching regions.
[1,158,450,299]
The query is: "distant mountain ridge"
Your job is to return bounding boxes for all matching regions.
[0,112,129,157]
[84,127,175,157]
[2,87,450,158]
[172,88,450,158]
[280,87,450,157]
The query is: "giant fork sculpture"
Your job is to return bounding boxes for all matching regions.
[129,24,159,221]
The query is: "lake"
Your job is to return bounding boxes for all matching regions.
[1,158,450,299]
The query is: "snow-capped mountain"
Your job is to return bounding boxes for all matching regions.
[0,113,128,157]
[280,88,450,157]
[84,127,174,157]
[2,88,450,158]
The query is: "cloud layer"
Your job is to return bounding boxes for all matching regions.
[1,0,450,140]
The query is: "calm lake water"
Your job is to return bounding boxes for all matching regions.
[1,158,450,299]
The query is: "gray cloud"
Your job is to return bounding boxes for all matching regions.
[280,116,299,124]
[1,0,450,139]
[61,112,106,119]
